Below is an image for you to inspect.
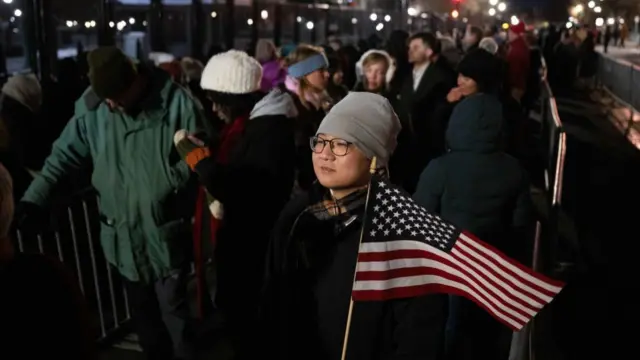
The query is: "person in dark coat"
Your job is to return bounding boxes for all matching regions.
[395,32,456,194]
[260,92,447,360]
[284,45,333,193]
[177,50,297,359]
[443,48,522,157]
[414,94,533,360]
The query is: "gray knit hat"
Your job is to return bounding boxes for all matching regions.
[316,92,401,166]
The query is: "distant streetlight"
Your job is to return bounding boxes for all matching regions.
[296,16,302,23]
[595,17,604,27]
[488,8,496,16]
[129,17,135,25]
[109,21,115,28]
[90,20,96,27]
[369,13,377,21]
[375,23,384,31]
[351,17,358,24]
[420,13,428,19]
[2,0,12,4]
[13,9,21,17]
[587,1,595,9]
[607,17,615,25]
[384,14,391,22]
[66,20,73,27]
[489,0,498,6]
[511,15,519,25]
[247,18,253,25]
[594,6,601,13]
[306,21,314,30]
[497,3,506,12]
[211,11,217,18]
[407,7,418,17]
[565,21,572,29]
[451,10,459,18]
[261,10,268,20]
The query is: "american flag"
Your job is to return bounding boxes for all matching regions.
[353,175,565,331]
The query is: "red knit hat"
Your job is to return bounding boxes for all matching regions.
[510,22,526,34]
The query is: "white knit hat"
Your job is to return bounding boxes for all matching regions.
[200,50,262,94]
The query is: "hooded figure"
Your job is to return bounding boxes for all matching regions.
[414,93,533,360]
[415,93,532,260]
[354,49,396,89]
[176,49,297,358]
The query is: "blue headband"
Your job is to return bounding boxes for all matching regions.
[287,53,328,78]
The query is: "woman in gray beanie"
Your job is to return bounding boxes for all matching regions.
[260,92,447,360]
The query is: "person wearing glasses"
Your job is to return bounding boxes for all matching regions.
[259,92,447,360]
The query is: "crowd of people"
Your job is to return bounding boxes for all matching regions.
[0,21,566,360]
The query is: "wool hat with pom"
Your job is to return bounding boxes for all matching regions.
[200,50,262,94]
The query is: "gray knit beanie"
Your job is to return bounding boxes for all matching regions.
[316,92,401,166]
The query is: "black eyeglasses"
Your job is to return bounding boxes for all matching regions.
[310,136,352,156]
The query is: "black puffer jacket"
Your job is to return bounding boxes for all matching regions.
[260,183,447,360]
[413,94,533,262]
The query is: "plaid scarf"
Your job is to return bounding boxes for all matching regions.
[308,186,368,222]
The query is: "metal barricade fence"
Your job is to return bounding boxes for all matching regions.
[534,59,567,275]
[597,53,640,112]
[527,57,567,360]
[12,188,132,344]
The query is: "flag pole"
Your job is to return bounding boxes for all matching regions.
[341,156,377,360]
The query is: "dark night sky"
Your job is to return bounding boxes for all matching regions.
[50,0,573,23]
[511,0,570,22]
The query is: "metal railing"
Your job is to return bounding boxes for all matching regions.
[597,52,640,114]
[528,55,567,360]
[12,187,132,345]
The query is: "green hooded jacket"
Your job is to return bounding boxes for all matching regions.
[23,69,202,283]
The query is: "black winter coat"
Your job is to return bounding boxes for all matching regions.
[413,95,533,262]
[193,90,297,318]
[260,184,448,360]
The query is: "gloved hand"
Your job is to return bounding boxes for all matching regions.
[13,201,48,234]
[174,129,212,171]
[173,129,224,220]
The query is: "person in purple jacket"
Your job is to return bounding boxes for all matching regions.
[256,39,287,92]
